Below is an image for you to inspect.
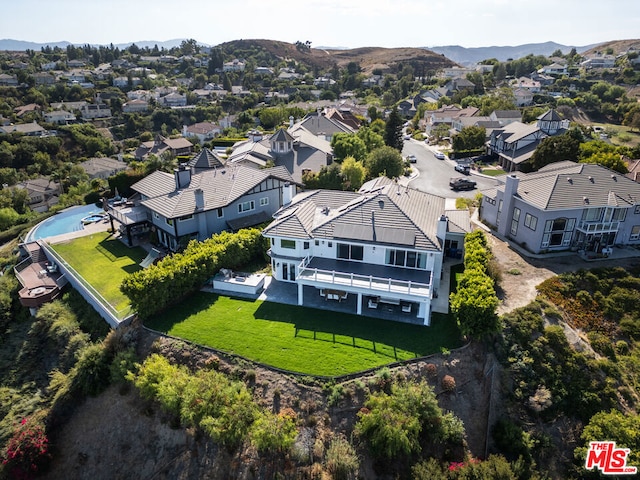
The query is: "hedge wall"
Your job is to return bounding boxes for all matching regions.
[449,230,500,339]
[120,228,265,319]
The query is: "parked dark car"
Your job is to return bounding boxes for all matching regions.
[449,177,477,191]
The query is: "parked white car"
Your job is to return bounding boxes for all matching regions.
[434,151,446,160]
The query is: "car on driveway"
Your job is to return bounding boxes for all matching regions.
[449,177,477,191]
[406,154,417,163]
[434,151,446,160]
[454,163,470,174]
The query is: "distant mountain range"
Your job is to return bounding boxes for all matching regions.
[427,41,597,65]
[0,38,605,66]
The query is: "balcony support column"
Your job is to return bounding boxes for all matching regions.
[297,282,304,306]
[356,292,362,315]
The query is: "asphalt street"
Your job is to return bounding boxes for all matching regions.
[401,139,500,199]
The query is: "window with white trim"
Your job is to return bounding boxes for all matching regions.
[385,249,427,269]
[524,213,538,231]
[630,225,640,241]
[542,217,575,247]
[217,208,223,218]
[238,200,255,213]
[166,218,174,226]
[178,214,193,222]
[260,197,269,206]
[281,239,295,249]
[510,207,520,236]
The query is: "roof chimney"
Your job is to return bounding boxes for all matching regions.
[174,163,191,189]
[195,188,204,211]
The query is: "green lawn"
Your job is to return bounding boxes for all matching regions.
[146,292,463,376]
[52,232,146,315]
[479,167,506,177]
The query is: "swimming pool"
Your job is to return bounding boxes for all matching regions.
[26,204,106,241]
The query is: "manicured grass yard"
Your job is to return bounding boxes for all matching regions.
[146,292,463,376]
[52,232,146,315]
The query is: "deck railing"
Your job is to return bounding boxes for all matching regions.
[39,240,134,328]
[297,256,431,297]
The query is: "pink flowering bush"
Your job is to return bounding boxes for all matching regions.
[2,417,50,479]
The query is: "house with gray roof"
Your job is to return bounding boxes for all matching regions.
[486,109,569,172]
[80,157,128,179]
[480,161,640,255]
[262,176,471,325]
[228,126,333,183]
[123,164,296,251]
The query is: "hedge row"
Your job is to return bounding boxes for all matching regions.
[449,231,500,339]
[120,228,265,319]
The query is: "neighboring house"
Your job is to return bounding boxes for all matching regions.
[424,105,479,135]
[33,72,56,86]
[41,61,58,71]
[15,177,61,212]
[113,76,141,88]
[451,116,500,133]
[223,59,245,72]
[51,100,88,111]
[313,77,336,88]
[14,104,41,117]
[80,103,112,120]
[440,67,476,79]
[127,164,296,250]
[0,122,47,136]
[292,109,356,142]
[486,109,569,172]
[489,110,522,126]
[278,68,301,80]
[159,92,187,107]
[228,125,333,183]
[538,63,568,76]
[186,148,226,173]
[43,110,76,125]
[515,77,541,93]
[581,55,616,69]
[512,87,534,106]
[80,157,128,180]
[626,158,640,183]
[182,122,221,143]
[262,176,471,325]
[0,74,19,86]
[134,135,193,160]
[254,66,274,75]
[122,99,149,113]
[480,161,640,255]
[67,59,86,68]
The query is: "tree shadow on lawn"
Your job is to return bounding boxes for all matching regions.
[95,237,146,264]
[147,292,462,357]
[254,301,462,355]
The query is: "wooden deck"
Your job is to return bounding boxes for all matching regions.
[15,257,64,308]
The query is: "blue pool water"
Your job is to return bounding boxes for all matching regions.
[26,204,105,241]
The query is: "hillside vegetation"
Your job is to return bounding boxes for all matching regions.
[219,39,458,74]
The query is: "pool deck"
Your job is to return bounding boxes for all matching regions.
[44,218,113,245]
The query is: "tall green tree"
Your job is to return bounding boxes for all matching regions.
[530,133,581,171]
[331,133,367,162]
[365,146,404,179]
[452,126,486,151]
[340,156,366,191]
[384,106,403,151]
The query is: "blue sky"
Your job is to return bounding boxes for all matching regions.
[2,0,639,48]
